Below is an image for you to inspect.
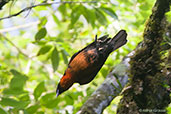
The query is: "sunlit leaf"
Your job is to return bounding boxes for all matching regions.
[139,3,150,10]
[37,111,44,114]
[101,7,118,19]
[52,14,61,25]
[3,70,28,95]
[37,45,52,56]
[87,9,96,28]
[79,5,96,27]
[19,94,30,102]
[101,66,109,78]
[3,88,27,95]
[167,105,171,114]
[51,47,60,72]
[0,66,10,85]
[26,104,40,114]
[40,92,59,109]
[35,27,47,41]
[61,49,68,64]
[33,81,46,101]
[38,17,47,28]
[65,110,69,114]
[32,40,47,45]
[95,8,107,25]
[0,107,8,114]
[58,4,67,19]
[10,69,28,90]
[0,97,29,109]
[70,5,81,28]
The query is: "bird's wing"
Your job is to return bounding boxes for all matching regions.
[68,50,82,64]
[68,45,92,64]
[68,35,110,64]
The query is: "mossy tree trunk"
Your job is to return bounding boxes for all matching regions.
[117,0,171,113]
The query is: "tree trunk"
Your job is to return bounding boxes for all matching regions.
[117,0,171,113]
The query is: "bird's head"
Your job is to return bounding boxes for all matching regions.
[56,83,65,97]
[56,72,74,97]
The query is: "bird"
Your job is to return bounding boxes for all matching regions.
[56,30,127,97]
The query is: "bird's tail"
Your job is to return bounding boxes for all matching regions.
[110,30,127,51]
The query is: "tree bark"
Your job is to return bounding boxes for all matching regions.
[117,0,171,114]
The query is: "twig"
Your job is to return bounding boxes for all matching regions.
[0,33,29,58]
[0,1,107,21]
[0,33,62,77]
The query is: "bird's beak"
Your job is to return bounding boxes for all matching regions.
[56,88,60,97]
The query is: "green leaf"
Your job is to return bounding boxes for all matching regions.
[37,111,44,114]
[51,47,60,72]
[79,5,89,21]
[0,107,8,114]
[79,5,96,27]
[3,70,28,95]
[70,5,81,28]
[40,92,59,109]
[139,3,150,10]
[95,8,107,25]
[19,94,30,102]
[52,14,61,25]
[61,49,68,64]
[33,81,46,101]
[101,7,118,19]
[87,9,96,28]
[26,104,40,114]
[167,105,171,114]
[32,40,47,46]
[0,97,29,109]
[10,69,28,90]
[101,67,109,78]
[3,88,27,95]
[37,45,52,56]
[58,4,67,19]
[35,27,47,41]
[38,17,47,28]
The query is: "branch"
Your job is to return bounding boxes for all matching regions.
[77,52,133,114]
[0,33,62,78]
[0,33,29,58]
[0,1,107,21]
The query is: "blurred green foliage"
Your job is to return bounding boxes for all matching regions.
[0,0,170,114]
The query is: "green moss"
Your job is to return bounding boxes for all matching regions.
[117,0,171,113]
